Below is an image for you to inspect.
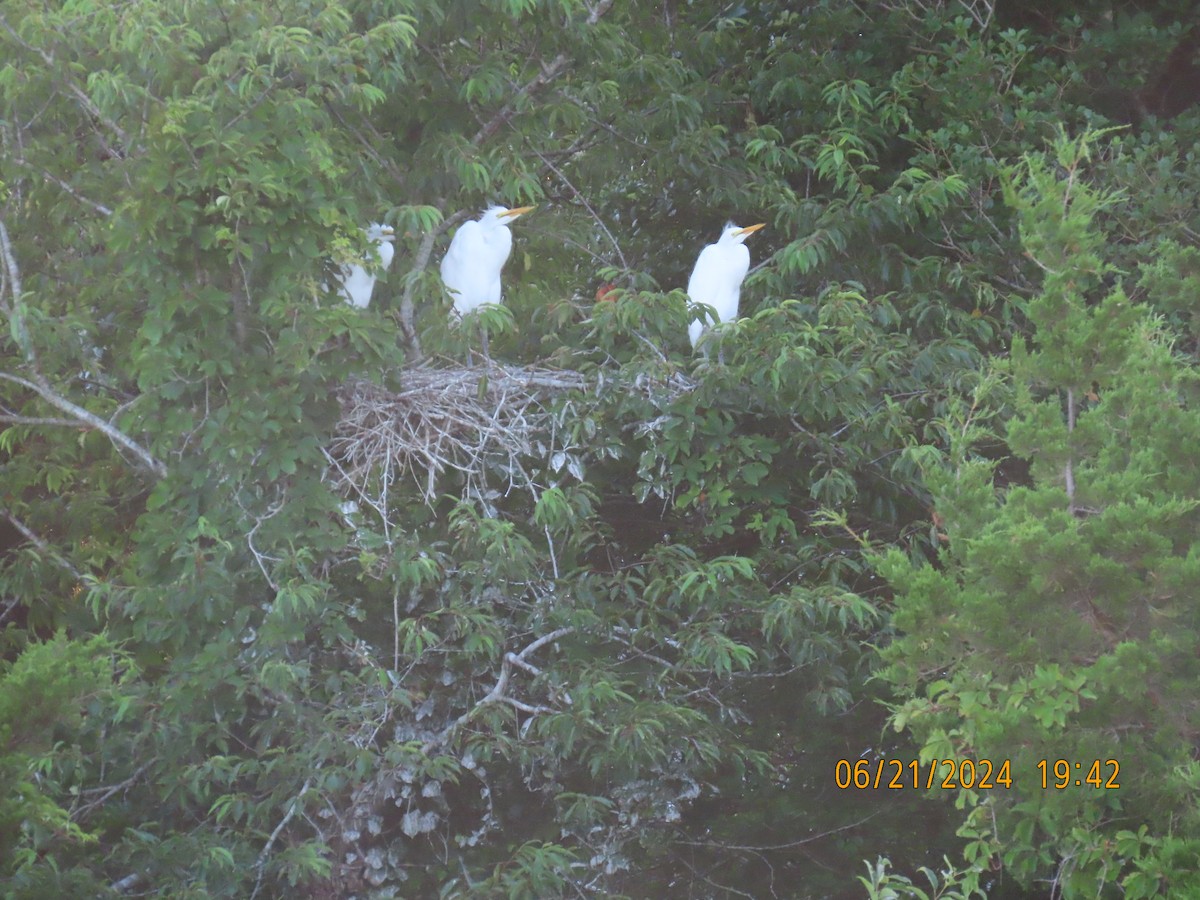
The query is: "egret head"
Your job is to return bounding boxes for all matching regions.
[721,221,766,244]
[366,222,396,244]
[481,205,536,228]
[364,223,396,276]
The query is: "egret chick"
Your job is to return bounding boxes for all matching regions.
[440,205,535,316]
[336,223,396,309]
[686,222,765,348]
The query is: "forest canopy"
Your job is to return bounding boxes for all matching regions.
[2,0,1200,896]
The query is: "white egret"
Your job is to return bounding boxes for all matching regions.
[686,222,766,348]
[335,223,396,309]
[440,205,535,315]
[440,205,534,360]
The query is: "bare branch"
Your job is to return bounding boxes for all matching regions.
[72,763,150,821]
[471,55,569,147]
[1065,386,1076,514]
[0,371,166,478]
[0,15,132,149]
[516,626,574,662]
[503,696,556,715]
[2,508,82,579]
[111,872,143,894]
[586,0,616,25]
[12,158,113,216]
[0,597,19,627]
[239,494,286,590]
[506,651,545,677]
[675,809,883,852]
[544,525,559,580]
[0,414,81,427]
[399,214,467,360]
[250,775,316,900]
[427,626,575,751]
[0,218,35,367]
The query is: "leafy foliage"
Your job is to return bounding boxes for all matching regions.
[2,0,1200,896]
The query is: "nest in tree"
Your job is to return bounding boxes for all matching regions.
[326,364,590,517]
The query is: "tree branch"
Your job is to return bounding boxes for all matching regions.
[675,809,883,852]
[12,158,113,216]
[2,509,82,579]
[250,775,315,900]
[586,0,616,25]
[110,872,143,894]
[0,218,36,367]
[1065,386,1076,514]
[72,763,150,820]
[427,626,575,750]
[0,414,80,427]
[0,15,132,150]
[0,371,167,478]
[399,216,461,361]
[470,54,570,147]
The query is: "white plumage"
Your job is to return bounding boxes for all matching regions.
[686,222,765,347]
[336,223,396,308]
[440,205,534,316]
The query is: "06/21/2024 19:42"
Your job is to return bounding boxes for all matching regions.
[833,758,1121,791]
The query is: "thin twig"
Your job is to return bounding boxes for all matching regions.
[529,145,629,271]
[72,763,150,820]
[675,809,883,852]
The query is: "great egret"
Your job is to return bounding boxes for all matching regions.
[440,205,535,315]
[335,223,396,308]
[686,222,765,348]
[440,205,534,360]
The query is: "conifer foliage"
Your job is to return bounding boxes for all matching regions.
[881,132,1200,895]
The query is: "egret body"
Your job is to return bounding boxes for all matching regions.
[336,223,396,309]
[686,222,765,348]
[440,205,534,316]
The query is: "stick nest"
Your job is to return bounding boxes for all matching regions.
[327,364,589,517]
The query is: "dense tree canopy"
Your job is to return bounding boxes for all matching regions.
[2,0,1200,896]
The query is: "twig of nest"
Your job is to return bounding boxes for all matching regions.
[326,363,589,519]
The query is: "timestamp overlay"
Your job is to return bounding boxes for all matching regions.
[834,758,1122,791]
